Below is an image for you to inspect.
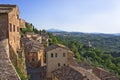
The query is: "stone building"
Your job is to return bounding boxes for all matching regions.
[24,40,44,67]
[0,4,25,65]
[45,44,72,79]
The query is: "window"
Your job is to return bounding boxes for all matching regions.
[14,36,16,42]
[51,53,53,58]
[13,25,15,32]
[17,14,19,19]
[9,23,12,32]
[55,53,57,57]
[17,27,19,32]
[58,63,60,67]
[32,58,34,62]
[63,53,66,57]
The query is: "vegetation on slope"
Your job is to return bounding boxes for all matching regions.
[20,22,39,37]
[52,32,120,53]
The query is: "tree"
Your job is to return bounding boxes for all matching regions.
[75,52,82,62]
[42,29,46,33]
[33,28,39,34]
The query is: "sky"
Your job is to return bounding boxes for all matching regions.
[1,0,120,33]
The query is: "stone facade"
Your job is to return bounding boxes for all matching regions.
[0,4,25,65]
[19,19,25,28]
[21,38,44,68]
[45,44,71,78]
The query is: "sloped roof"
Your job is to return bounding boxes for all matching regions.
[78,61,93,70]
[25,40,44,53]
[45,44,69,52]
[20,37,30,44]
[25,40,42,46]
[21,37,44,53]
[52,66,86,80]
[69,65,101,80]
[93,67,119,80]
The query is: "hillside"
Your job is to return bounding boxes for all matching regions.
[51,32,120,53]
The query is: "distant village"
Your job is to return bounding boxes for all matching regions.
[0,4,119,80]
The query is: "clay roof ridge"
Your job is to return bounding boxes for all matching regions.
[45,44,69,52]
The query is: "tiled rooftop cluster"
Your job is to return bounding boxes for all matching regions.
[70,65,101,80]
[21,37,43,53]
[0,40,20,80]
[52,66,85,80]
[93,67,119,80]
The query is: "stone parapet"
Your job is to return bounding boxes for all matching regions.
[0,39,20,80]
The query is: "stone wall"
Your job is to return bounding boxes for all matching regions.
[19,19,25,28]
[8,6,20,51]
[0,13,8,41]
[0,39,20,80]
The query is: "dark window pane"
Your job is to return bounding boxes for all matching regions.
[9,23,12,32]
[63,53,66,57]
[51,53,53,58]
[58,63,60,67]
[13,25,15,32]
[55,53,57,57]
[17,27,19,32]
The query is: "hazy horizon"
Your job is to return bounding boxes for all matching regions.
[46,28,120,34]
[1,0,120,34]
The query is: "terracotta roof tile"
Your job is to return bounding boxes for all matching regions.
[25,40,44,53]
[52,66,86,80]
